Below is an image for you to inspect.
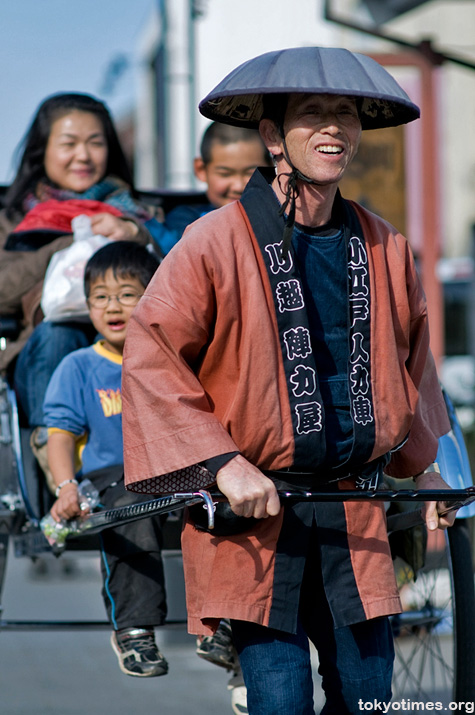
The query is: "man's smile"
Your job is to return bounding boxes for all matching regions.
[315,144,344,154]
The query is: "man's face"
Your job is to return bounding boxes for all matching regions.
[278,93,362,186]
[194,139,269,208]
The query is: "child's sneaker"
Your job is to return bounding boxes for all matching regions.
[228,666,248,715]
[111,627,168,677]
[196,618,238,671]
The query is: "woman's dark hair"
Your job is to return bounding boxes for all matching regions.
[84,241,159,298]
[5,92,134,216]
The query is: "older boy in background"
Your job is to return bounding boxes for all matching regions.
[150,122,272,256]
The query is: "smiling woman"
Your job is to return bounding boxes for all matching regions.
[44,111,109,194]
[0,91,162,484]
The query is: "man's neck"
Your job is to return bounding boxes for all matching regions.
[271,173,338,229]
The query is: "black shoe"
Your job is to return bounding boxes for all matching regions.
[196,619,239,671]
[111,628,168,677]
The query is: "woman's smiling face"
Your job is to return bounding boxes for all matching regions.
[44,110,108,192]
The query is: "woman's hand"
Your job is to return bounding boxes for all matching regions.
[216,454,281,520]
[89,213,139,241]
[415,469,458,531]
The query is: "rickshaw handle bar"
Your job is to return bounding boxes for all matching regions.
[73,486,475,537]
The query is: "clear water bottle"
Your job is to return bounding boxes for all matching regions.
[77,478,100,512]
[40,478,100,551]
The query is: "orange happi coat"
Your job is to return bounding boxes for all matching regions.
[122,177,449,635]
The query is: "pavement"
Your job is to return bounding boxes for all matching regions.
[2,540,456,714]
[0,544,325,715]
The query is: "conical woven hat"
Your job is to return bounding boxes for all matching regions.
[199,47,420,130]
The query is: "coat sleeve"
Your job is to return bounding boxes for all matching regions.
[384,241,450,477]
[122,233,240,493]
[0,211,75,372]
[0,209,74,315]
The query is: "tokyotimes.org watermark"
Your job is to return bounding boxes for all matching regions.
[358,699,475,713]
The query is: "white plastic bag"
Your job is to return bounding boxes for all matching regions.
[41,215,111,322]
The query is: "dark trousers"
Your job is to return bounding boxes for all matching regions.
[231,524,394,714]
[90,466,168,631]
[14,321,95,426]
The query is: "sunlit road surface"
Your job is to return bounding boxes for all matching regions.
[1,545,452,714]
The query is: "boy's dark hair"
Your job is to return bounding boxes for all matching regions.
[84,241,159,298]
[200,121,272,165]
[5,92,135,217]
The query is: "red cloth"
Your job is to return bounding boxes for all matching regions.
[13,199,123,235]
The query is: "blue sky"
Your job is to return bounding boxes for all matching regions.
[0,0,155,183]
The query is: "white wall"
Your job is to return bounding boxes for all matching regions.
[134,3,162,189]
[193,0,336,150]
[134,0,475,259]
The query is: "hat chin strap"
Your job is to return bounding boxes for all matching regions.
[277,134,319,259]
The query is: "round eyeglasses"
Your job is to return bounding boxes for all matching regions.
[87,291,143,309]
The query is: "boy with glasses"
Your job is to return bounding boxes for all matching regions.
[150,122,272,256]
[43,241,169,679]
